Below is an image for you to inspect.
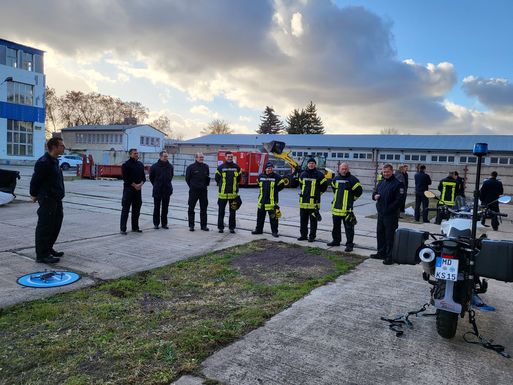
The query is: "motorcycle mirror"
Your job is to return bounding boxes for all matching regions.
[498,195,512,204]
[424,191,436,199]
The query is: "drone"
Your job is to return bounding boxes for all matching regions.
[30,270,64,282]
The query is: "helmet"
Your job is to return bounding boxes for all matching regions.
[230,196,242,211]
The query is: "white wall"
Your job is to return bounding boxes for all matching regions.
[0,64,46,163]
[126,125,165,153]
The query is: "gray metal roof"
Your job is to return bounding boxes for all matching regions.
[61,124,166,135]
[182,134,513,153]
[62,124,142,132]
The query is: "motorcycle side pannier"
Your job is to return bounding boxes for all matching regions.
[475,240,513,282]
[391,228,429,265]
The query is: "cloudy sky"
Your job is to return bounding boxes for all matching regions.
[2,0,513,138]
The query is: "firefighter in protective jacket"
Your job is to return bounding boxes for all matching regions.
[327,163,363,252]
[215,151,241,233]
[297,157,328,242]
[252,162,285,237]
[435,172,461,224]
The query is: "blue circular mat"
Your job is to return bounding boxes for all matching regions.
[17,271,81,288]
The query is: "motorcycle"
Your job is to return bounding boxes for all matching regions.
[389,143,513,345]
[421,193,510,338]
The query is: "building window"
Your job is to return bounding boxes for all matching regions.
[439,156,447,162]
[22,52,33,71]
[499,157,508,165]
[7,120,33,156]
[420,155,426,161]
[6,81,34,106]
[468,157,477,163]
[6,48,17,68]
[431,156,438,162]
[386,154,394,160]
[404,155,411,161]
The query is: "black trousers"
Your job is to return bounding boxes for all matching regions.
[414,192,429,222]
[376,213,398,259]
[120,187,142,231]
[435,204,451,225]
[300,208,318,239]
[35,198,63,259]
[153,194,170,227]
[218,198,236,230]
[331,215,354,246]
[255,208,278,233]
[482,202,500,230]
[400,190,407,212]
[188,188,208,228]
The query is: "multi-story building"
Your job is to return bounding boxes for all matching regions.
[0,38,46,164]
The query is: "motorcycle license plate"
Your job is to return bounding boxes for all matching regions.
[435,257,458,281]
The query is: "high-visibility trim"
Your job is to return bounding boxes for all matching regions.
[232,171,238,194]
[440,181,456,206]
[219,192,238,199]
[352,182,361,191]
[257,180,263,209]
[220,172,227,197]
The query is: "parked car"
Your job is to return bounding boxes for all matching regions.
[58,154,83,170]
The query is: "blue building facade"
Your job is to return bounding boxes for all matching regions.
[0,38,46,164]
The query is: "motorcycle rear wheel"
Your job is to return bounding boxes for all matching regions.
[436,309,458,339]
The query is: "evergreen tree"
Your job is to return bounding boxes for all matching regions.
[304,101,325,134]
[257,106,285,134]
[286,109,308,134]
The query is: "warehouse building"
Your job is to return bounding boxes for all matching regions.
[175,134,513,191]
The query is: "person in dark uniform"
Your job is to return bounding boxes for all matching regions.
[371,163,404,265]
[435,172,461,224]
[414,164,432,222]
[480,171,504,231]
[394,165,409,213]
[120,148,145,234]
[30,137,66,263]
[186,152,210,231]
[215,151,241,233]
[454,171,465,198]
[327,162,363,252]
[149,150,173,229]
[252,162,285,237]
[297,158,328,242]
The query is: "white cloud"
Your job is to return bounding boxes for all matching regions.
[239,115,252,122]
[1,0,511,134]
[291,12,304,37]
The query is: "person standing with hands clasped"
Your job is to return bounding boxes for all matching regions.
[297,157,328,242]
[149,150,174,229]
[327,163,362,252]
[215,151,241,233]
[252,162,285,237]
[186,152,210,231]
[30,137,66,264]
[371,163,404,265]
[120,148,145,234]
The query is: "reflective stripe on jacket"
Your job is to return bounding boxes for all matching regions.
[438,178,457,206]
[299,169,328,209]
[331,173,363,216]
[257,173,285,210]
[215,163,241,199]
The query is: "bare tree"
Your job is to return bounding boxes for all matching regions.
[44,86,59,135]
[380,128,399,135]
[201,119,233,135]
[149,115,172,136]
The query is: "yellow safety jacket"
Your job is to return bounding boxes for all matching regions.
[215,162,241,200]
[299,169,328,209]
[438,178,457,206]
[257,172,285,210]
[331,173,363,217]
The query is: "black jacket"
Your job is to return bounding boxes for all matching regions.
[414,171,432,193]
[257,172,285,210]
[122,158,145,189]
[215,161,241,199]
[372,174,404,216]
[30,152,65,201]
[438,177,461,206]
[299,168,328,209]
[149,160,174,198]
[186,161,210,190]
[480,177,504,205]
[331,172,363,216]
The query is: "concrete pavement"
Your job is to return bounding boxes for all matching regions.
[1,165,513,384]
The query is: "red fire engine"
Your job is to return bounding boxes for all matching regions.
[217,151,269,186]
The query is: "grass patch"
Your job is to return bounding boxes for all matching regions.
[0,240,364,385]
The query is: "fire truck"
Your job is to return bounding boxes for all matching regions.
[217,151,269,186]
